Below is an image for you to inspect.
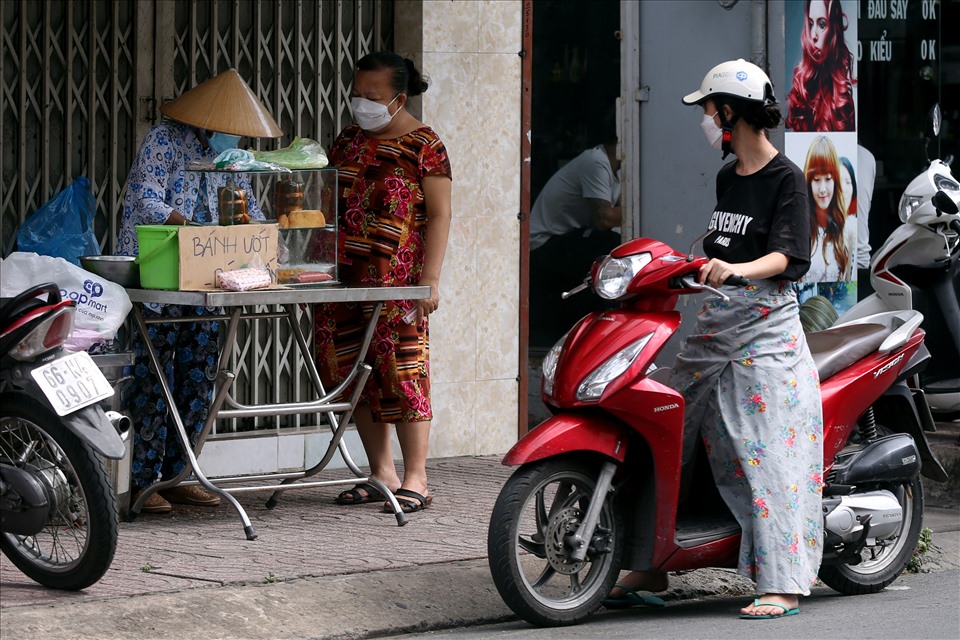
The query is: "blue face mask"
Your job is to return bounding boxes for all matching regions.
[207,132,241,154]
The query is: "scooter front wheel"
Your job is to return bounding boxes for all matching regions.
[487,457,624,627]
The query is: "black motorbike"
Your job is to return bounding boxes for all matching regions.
[1,283,128,590]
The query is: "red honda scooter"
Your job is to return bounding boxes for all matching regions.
[488,237,948,627]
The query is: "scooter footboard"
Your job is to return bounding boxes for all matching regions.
[502,413,627,466]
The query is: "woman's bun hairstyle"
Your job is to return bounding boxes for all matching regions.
[403,58,429,96]
[357,51,429,97]
[720,96,783,131]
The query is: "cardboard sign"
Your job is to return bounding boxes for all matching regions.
[177,224,279,291]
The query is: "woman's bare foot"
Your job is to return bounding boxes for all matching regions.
[740,593,800,617]
[609,570,669,598]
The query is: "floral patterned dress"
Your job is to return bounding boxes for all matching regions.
[314,125,452,423]
[675,279,824,595]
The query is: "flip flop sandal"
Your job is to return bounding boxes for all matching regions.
[383,488,433,513]
[334,482,385,505]
[739,599,800,619]
[603,583,667,609]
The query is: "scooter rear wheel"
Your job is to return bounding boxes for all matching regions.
[0,395,119,590]
[818,426,925,595]
[487,457,624,627]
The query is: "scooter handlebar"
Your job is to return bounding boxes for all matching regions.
[676,273,750,301]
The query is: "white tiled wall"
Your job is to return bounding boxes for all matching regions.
[406,0,523,459]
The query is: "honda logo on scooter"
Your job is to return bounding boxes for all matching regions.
[653,403,680,413]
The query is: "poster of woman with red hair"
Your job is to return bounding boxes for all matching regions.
[785,0,857,132]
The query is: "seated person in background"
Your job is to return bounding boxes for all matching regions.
[529,138,622,349]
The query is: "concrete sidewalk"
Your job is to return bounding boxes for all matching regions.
[2,443,959,639]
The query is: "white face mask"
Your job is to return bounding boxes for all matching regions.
[700,113,723,150]
[351,94,401,132]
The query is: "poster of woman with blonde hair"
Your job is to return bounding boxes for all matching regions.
[799,135,857,282]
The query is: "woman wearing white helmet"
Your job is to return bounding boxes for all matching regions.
[605,59,824,620]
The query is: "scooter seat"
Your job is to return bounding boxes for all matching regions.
[806,323,890,381]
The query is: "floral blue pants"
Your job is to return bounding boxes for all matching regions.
[674,280,824,595]
[127,305,219,491]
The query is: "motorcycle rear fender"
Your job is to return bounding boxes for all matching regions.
[502,412,627,467]
[63,403,126,460]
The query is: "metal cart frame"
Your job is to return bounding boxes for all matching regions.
[126,285,430,539]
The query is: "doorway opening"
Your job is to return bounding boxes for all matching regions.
[527,0,621,426]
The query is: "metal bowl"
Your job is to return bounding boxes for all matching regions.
[78,255,140,288]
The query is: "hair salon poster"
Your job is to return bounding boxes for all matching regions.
[784,0,859,316]
[784,0,941,318]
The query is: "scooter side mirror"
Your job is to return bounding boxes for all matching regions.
[923,104,941,163]
[925,104,942,140]
[931,190,959,216]
[686,227,713,262]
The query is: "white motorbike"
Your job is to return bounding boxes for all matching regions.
[838,105,960,418]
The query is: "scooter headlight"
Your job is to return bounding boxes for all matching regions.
[594,253,652,300]
[541,331,569,398]
[576,333,653,401]
[899,195,925,222]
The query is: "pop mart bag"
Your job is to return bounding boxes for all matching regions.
[16,176,100,266]
[0,252,132,351]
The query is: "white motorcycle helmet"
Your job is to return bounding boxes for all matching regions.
[682,58,776,106]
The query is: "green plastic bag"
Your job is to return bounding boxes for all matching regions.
[253,137,329,169]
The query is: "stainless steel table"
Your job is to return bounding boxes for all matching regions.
[126,284,430,539]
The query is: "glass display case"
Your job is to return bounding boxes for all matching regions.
[189,167,338,286]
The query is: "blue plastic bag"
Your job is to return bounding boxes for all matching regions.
[16,176,100,265]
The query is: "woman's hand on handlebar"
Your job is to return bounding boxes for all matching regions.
[698,252,789,286]
[698,258,744,287]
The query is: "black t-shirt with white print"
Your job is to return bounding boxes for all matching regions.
[704,153,811,282]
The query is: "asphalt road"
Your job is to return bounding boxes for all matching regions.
[396,569,960,640]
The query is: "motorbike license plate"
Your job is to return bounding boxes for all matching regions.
[30,351,114,416]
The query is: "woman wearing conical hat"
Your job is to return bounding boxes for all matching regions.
[116,69,282,514]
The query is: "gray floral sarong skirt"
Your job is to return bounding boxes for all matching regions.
[674,279,824,595]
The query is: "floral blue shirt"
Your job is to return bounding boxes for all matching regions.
[116,121,263,256]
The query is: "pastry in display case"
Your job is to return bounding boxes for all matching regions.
[269,170,337,286]
[186,167,339,286]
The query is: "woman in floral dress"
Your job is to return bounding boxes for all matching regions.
[315,52,452,514]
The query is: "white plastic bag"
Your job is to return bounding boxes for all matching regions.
[216,252,273,291]
[0,252,132,351]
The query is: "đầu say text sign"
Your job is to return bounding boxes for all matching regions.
[177,224,279,290]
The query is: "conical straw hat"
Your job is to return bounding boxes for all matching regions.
[160,68,283,138]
